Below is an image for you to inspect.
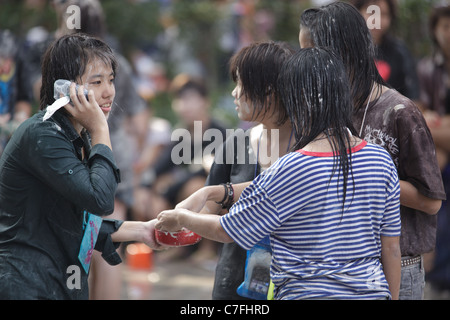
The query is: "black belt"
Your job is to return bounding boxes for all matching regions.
[401,256,421,267]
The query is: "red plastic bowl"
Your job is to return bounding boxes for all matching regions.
[155,228,202,247]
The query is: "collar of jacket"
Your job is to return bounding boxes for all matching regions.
[50,110,91,159]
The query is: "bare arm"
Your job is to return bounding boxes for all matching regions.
[111,219,165,250]
[399,180,441,215]
[380,235,401,300]
[156,208,234,244]
[176,182,252,213]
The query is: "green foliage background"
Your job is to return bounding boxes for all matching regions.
[0,0,442,125]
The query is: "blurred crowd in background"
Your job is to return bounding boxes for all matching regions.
[1,0,450,300]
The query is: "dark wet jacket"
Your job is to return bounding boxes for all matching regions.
[0,110,122,299]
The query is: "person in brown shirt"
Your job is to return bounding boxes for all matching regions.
[299,1,445,299]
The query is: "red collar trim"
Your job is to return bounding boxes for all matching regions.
[296,140,367,157]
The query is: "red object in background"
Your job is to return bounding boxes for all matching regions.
[155,228,202,247]
[126,243,153,270]
[375,59,391,81]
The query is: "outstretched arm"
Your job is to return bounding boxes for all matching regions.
[156,208,234,244]
[176,182,252,213]
[111,219,165,250]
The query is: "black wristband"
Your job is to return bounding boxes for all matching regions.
[224,182,234,210]
[215,182,234,210]
[215,183,228,207]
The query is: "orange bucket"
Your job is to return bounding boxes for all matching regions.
[126,243,153,270]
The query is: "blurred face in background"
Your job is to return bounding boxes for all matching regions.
[359,0,392,45]
[434,15,450,57]
[0,56,14,76]
[172,88,209,126]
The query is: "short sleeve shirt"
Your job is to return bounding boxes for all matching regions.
[221,141,401,299]
[353,89,446,256]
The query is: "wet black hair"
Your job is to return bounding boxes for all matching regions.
[279,47,356,213]
[300,1,388,112]
[229,41,294,125]
[40,33,117,110]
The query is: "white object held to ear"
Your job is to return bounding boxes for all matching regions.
[43,79,88,121]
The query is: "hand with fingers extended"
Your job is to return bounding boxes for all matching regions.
[64,83,108,133]
[64,83,112,148]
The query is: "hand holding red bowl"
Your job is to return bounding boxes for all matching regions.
[154,228,202,247]
[155,208,203,246]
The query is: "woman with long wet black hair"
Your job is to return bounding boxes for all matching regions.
[299,3,387,114]
[156,47,402,300]
[281,47,357,212]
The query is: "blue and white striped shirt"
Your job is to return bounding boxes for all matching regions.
[220,141,401,300]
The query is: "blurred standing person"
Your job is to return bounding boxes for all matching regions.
[132,106,172,222]
[418,3,450,171]
[417,3,450,299]
[147,74,227,263]
[299,1,445,300]
[149,74,227,213]
[129,51,172,221]
[0,30,33,157]
[351,0,420,100]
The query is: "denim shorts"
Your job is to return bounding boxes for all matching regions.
[399,255,425,300]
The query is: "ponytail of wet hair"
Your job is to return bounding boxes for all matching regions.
[279,47,357,215]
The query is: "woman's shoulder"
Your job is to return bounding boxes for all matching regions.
[375,89,422,119]
[358,141,396,165]
[15,111,75,147]
[361,140,389,154]
[380,90,426,122]
[377,88,413,105]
